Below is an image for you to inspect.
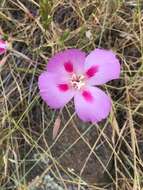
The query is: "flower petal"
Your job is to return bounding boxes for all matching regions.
[38,72,74,108]
[0,39,7,55]
[47,49,86,75]
[84,49,121,85]
[74,86,111,123]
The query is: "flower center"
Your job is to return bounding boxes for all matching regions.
[70,73,85,90]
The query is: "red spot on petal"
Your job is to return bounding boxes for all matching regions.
[64,61,73,73]
[86,66,98,78]
[58,84,69,92]
[82,90,93,102]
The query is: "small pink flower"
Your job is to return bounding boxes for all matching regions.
[38,49,120,123]
[0,39,7,55]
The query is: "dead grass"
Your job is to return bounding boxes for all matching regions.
[0,0,143,189]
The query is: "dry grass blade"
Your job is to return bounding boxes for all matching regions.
[0,0,143,190]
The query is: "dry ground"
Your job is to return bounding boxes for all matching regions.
[0,0,143,189]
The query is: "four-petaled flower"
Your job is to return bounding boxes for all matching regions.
[38,48,120,123]
[0,39,8,55]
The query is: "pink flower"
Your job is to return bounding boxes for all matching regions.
[38,49,120,123]
[0,39,7,55]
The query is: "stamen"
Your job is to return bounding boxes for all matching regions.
[70,74,85,90]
